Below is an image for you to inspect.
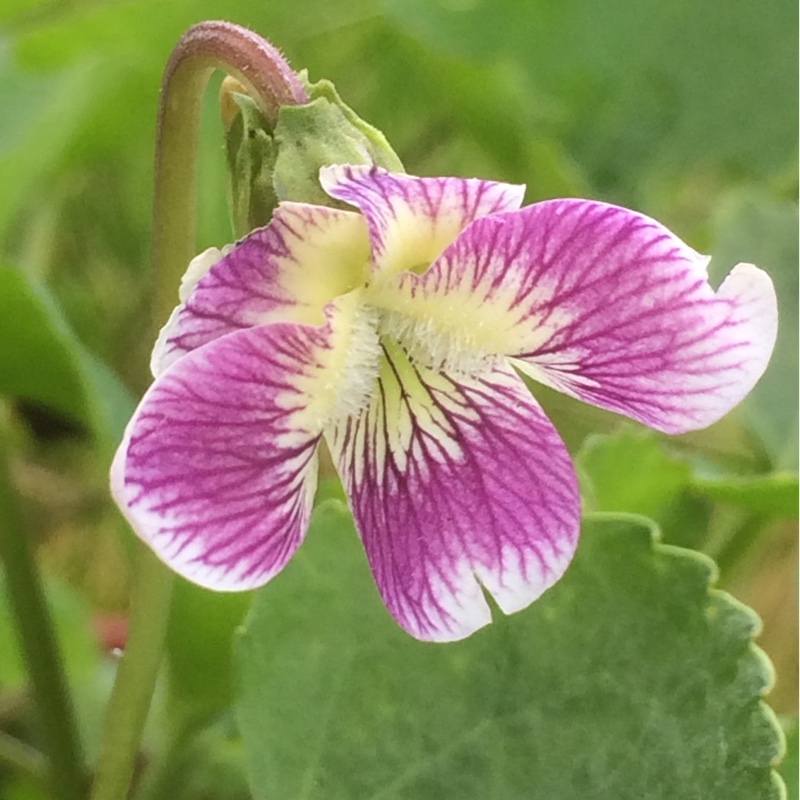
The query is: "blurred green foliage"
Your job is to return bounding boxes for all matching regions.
[0,0,796,411]
[0,0,796,797]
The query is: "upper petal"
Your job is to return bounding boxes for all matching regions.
[113,294,378,591]
[327,343,579,642]
[151,202,370,376]
[320,165,525,276]
[370,199,777,434]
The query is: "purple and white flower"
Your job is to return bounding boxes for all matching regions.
[111,166,777,642]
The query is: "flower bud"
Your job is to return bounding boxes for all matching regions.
[222,72,403,234]
[272,74,404,206]
[221,77,279,238]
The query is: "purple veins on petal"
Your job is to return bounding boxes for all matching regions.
[327,342,579,642]
[112,320,343,591]
[114,162,779,641]
[151,202,369,376]
[320,165,526,275]
[385,198,777,435]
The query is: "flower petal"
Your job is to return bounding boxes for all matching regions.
[320,165,525,276]
[328,343,579,642]
[151,202,370,376]
[113,295,377,591]
[170,245,230,303]
[370,199,777,434]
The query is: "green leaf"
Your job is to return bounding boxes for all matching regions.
[0,575,96,691]
[575,429,716,551]
[236,502,784,800]
[0,267,84,421]
[694,473,798,520]
[134,720,252,800]
[0,45,96,240]
[577,429,692,518]
[576,430,798,560]
[382,0,797,196]
[3,776,50,800]
[165,578,252,730]
[0,0,53,26]
[778,717,798,800]
[0,266,134,454]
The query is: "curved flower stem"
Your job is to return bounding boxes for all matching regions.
[89,23,306,800]
[0,434,86,800]
[153,20,308,322]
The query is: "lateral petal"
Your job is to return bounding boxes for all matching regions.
[328,344,579,642]
[151,203,370,376]
[320,165,525,276]
[371,199,777,434]
[113,296,377,591]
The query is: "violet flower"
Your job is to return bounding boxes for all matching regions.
[111,166,776,641]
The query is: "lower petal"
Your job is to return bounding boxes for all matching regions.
[328,343,579,642]
[112,301,371,591]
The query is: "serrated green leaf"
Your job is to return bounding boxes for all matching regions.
[236,503,783,800]
[778,717,798,800]
[0,266,134,454]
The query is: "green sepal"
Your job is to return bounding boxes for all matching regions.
[223,91,279,239]
[272,73,404,207]
[224,74,403,229]
[302,73,404,172]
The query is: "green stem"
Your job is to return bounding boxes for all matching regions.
[0,730,47,786]
[89,22,307,800]
[89,547,173,800]
[152,20,307,325]
[0,435,86,800]
[705,511,768,577]
[131,720,198,800]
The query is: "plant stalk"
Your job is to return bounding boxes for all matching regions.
[152,20,308,325]
[0,730,47,786]
[89,22,306,800]
[0,435,86,800]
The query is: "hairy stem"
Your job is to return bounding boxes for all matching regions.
[89,22,306,800]
[0,435,86,800]
[153,20,307,327]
